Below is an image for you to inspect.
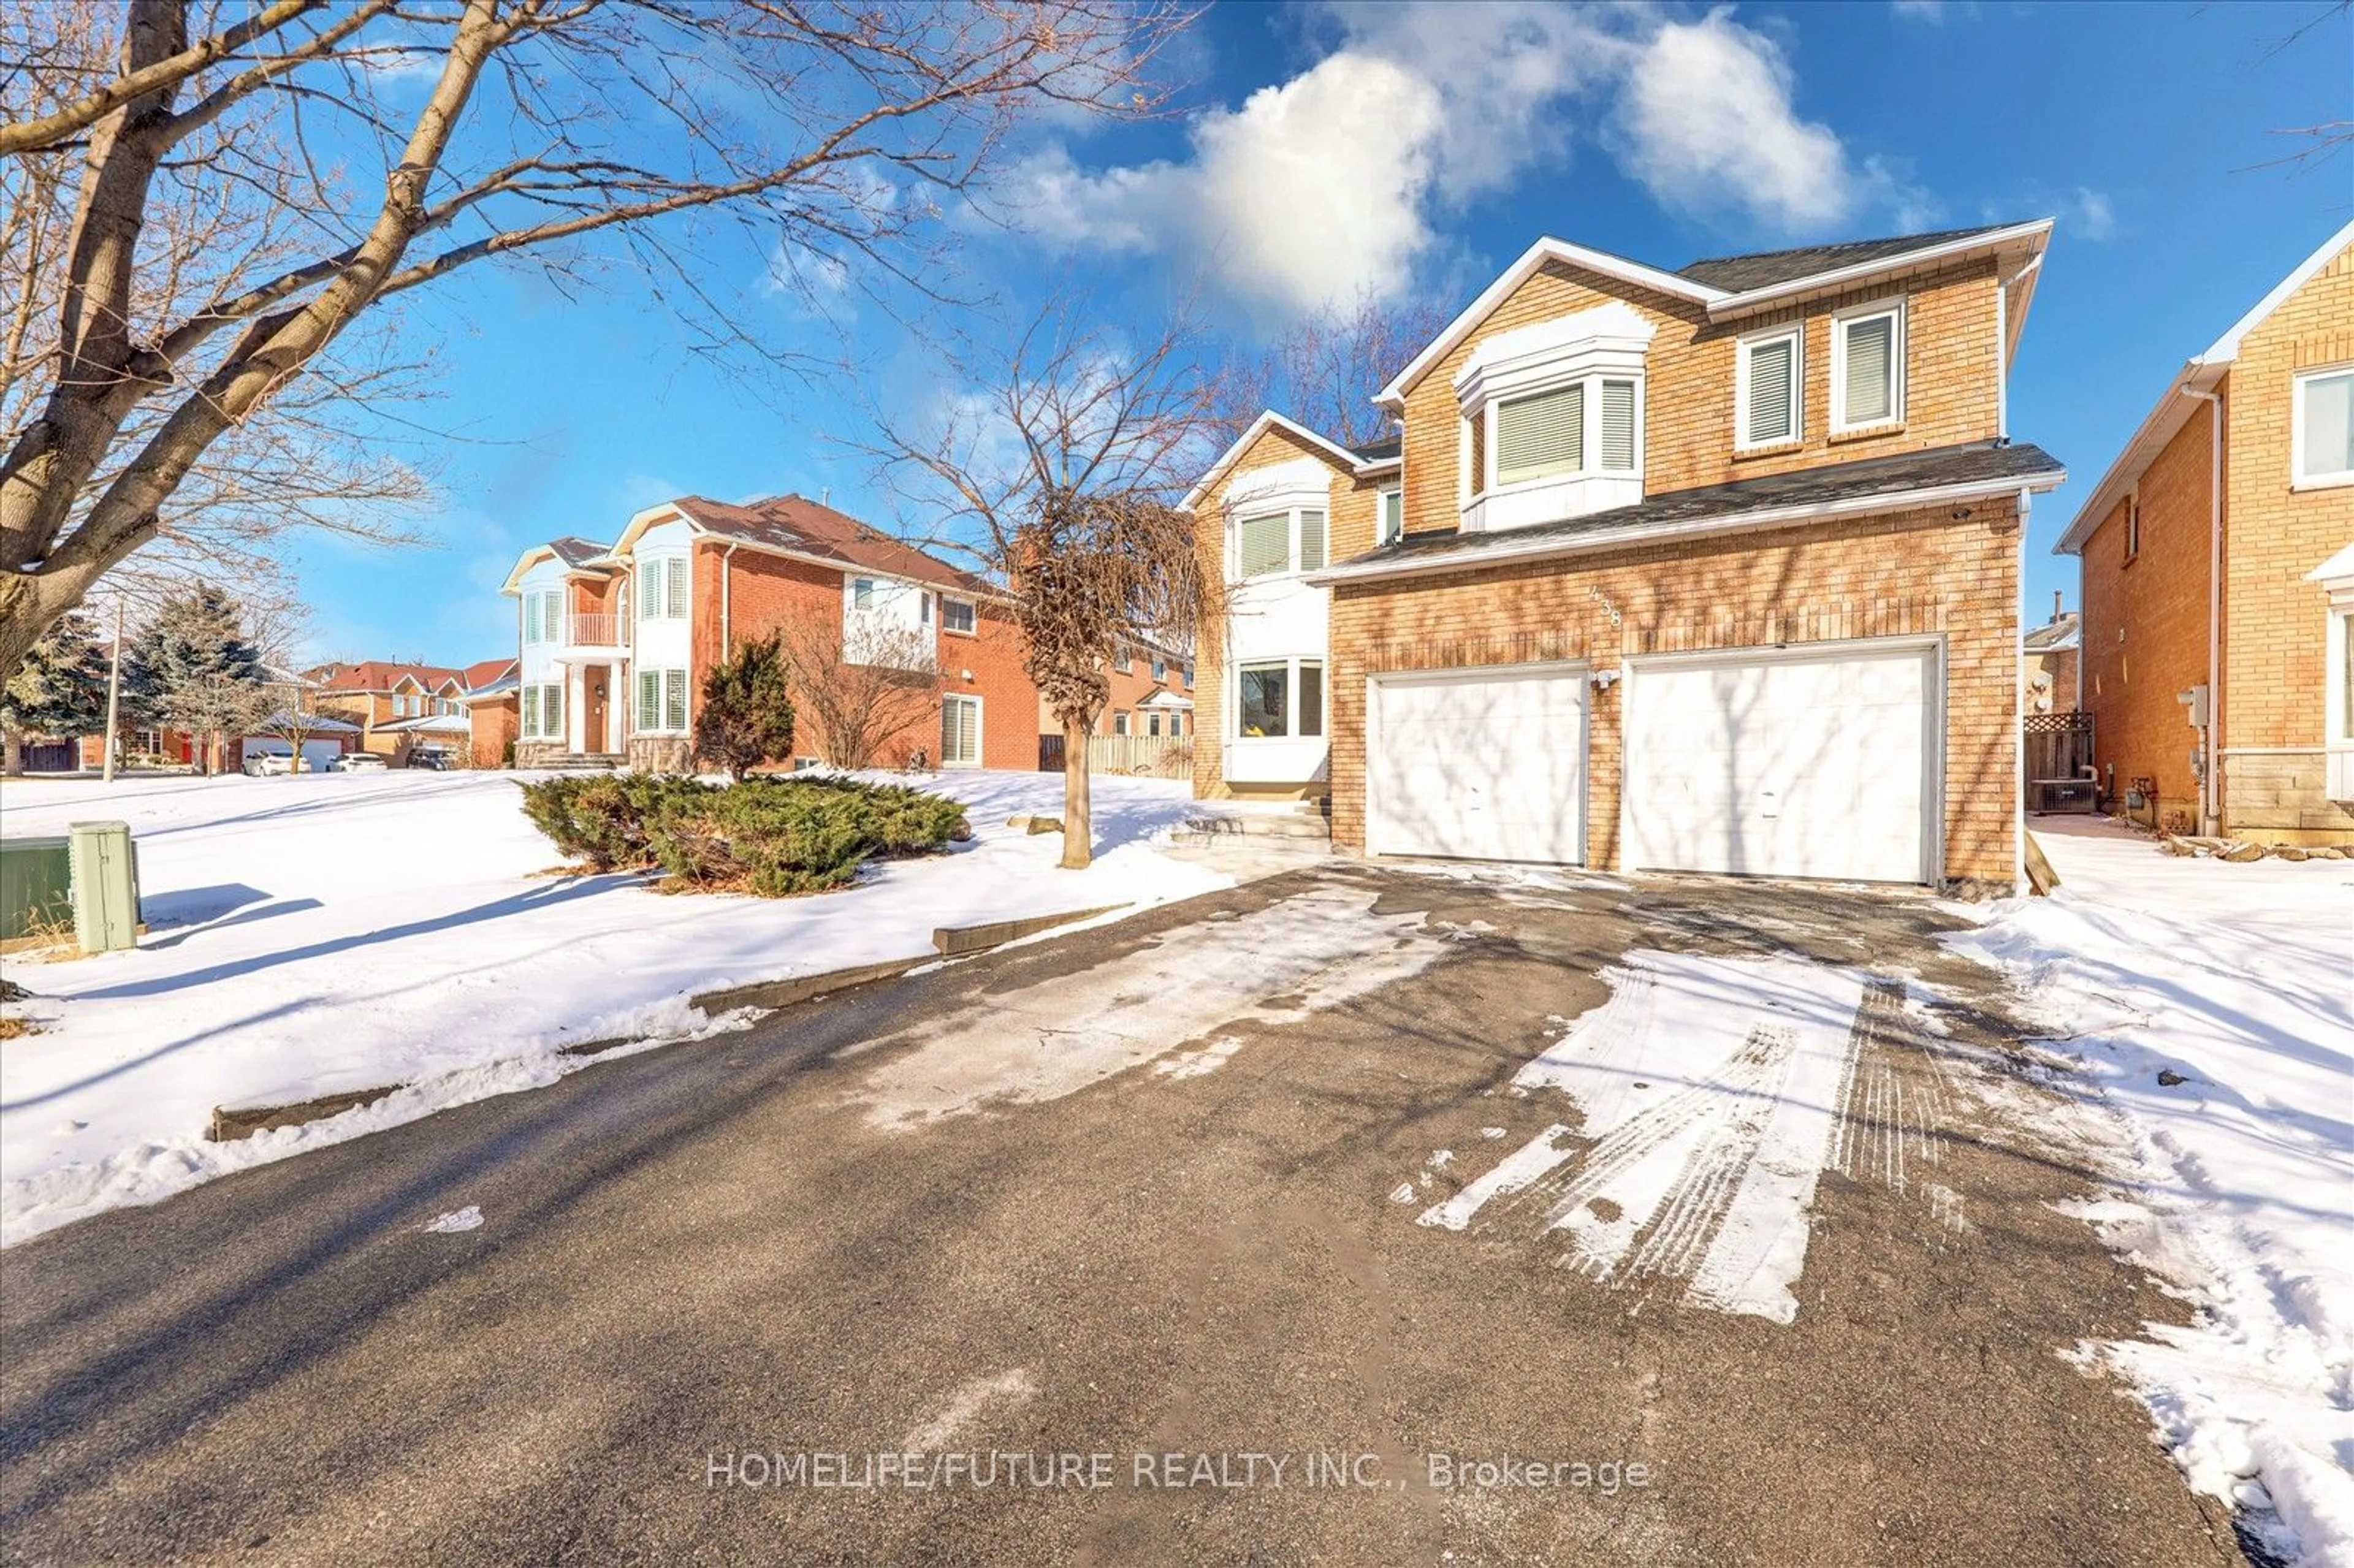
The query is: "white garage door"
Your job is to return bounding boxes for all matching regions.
[1623,642,1938,883]
[1368,666,1586,864]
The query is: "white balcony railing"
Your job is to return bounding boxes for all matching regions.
[556,611,626,652]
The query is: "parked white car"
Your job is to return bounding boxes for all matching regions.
[335,752,387,772]
[242,751,299,777]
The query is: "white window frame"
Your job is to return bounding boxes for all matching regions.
[1228,504,1328,583]
[1830,296,1906,435]
[850,576,877,611]
[1151,655,1167,681]
[1377,485,1404,547]
[942,596,977,636]
[1735,322,1804,451]
[1478,375,1645,495]
[940,693,983,769]
[1232,656,1326,742]
[1112,710,1129,736]
[2291,363,2354,489]
[634,666,689,735]
[636,557,687,622]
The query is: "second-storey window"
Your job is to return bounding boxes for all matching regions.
[1739,326,1802,448]
[942,596,977,634]
[1233,508,1327,580]
[1377,487,1404,546]
[1833,300,1905,432]
[2295,365,2354,485]
[636,558,687,620]
[1496,383,1583,485]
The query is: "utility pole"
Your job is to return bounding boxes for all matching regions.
[101,597,124,783]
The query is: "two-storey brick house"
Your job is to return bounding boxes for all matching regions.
[2055,218,2354,843]
[501,495,1040,772]
[1187,221,2067,892]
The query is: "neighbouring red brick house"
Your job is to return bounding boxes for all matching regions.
[501,495,1043,771]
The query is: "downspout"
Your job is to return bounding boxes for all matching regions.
[2181,383,2223,834]
[2014,486,2031,894]
[720,542,740,651]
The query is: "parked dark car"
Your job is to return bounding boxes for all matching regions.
[407,747,453,771]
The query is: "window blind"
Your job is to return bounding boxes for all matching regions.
[1601,381,1637,471]
[1746,336,1796,443]
[1298,510,1327,572]
[637,668,660,730]
[1236,513,1290,578]
[1298,661,1325,738]
[543,683,563,740]
[635,566,652,621]
[942,696,978,764]
[1841,314,1895,427]
[663,669,687,732]
[663,559,687,618]
[1496,384,1582,484]
[521,685,539,738]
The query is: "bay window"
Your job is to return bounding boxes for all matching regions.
[1832,299,1905,432]
[1232,507,1328,580]
[1236,658,1325,739]
[2294,365,2354,487]
[636,557,687,620]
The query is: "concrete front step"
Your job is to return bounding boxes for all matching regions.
[1176,813,1332,841]
[539,753,623,771]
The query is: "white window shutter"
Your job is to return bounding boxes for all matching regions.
[664,669,687,732]
[1842,314,1895,426]
[521,686,538,738]
[664,559,686,618]
[638,669,658,730]
[1746,337,1795,443]
[1601,381,1637,471]
[1298,510,1327,572]
[1496,383,1583,484]
[544,682,563,740]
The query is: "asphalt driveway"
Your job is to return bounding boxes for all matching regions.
[0,864,2247,1565]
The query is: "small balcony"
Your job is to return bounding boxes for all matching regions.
[552,611,627,658]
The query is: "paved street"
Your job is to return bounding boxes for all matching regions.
[0,865,2247,1566]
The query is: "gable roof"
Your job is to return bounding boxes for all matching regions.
[2023,611,2081,653]
[498,536,616,594]
[2057,217,2354,556]
[462,657,518,692]
[1378,221,2052,406]
[308,660,465,694]
[1677,224,2018,291]
[1180,411,1397,513]
[1309,439,2065,586]
[612,494,998,598]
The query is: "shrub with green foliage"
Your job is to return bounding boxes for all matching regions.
[518,773,967,895]
[694,632,795,780]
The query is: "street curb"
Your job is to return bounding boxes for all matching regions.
[204,905,1137,1143]
[931,904,1129,956]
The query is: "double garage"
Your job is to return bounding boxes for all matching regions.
[1364,639,1944,885]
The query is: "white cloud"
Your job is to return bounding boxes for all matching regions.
[2065,186,2117,240]
[1014,3,1911,316]
[1616,12,1856,231]
[1016,50,1444,314]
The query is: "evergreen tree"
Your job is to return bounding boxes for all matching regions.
[1,611,113,771]
[693,633,796,781]
[127,586,265,775]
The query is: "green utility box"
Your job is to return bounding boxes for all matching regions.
[1,835,74,940]
[67,821,140,954]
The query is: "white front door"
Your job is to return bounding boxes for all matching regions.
[1623,641,1938,883]
[1367,665,1588,863]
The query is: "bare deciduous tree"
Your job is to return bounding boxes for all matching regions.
[0,0,1192,674]
[869,299,1219,869]
[775,616,939,771]
[1212,293,1446,448]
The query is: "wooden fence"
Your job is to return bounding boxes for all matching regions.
[1037,733,1194,779]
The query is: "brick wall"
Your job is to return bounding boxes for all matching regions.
[714,545,1042,772]
[2078,403,2215,830]
[1396,257,2003,537]
[2218,238,2354,837]
[1326,499,2023,889]
[469,696,517,767]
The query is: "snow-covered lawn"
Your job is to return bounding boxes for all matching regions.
[1946,818,2354,1566]
[0,768,1237,1246]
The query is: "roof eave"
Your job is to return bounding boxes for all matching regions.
[1180,410,1392,513]
[1309,468,2066,588]
[1705,219,2054,322]
[2052,360,2226,555]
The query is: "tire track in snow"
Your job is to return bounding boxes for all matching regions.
[1407,956,1973,1325]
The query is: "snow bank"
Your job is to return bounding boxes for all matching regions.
[0,769,1233,1244]
[1945,819,2354,1566]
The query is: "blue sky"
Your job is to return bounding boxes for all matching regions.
[294,0,2354,666]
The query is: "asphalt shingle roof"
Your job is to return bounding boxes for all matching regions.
[1677,224,2019,292]
[1349,435,1402,463]
[670,495,998,597]
[1327,440,2064,576]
